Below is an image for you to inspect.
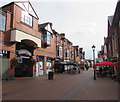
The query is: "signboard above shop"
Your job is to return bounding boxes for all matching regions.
[0,49,10,58]
[18,49,32,56]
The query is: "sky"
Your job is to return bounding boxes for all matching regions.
[0,0,118,59]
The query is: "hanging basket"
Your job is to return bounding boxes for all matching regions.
[10,57,19,68]
[42,41,48,47]
[31,58,37,65]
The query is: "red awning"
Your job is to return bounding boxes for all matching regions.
[93,61,118,80]
[94,61,117,70]
[95,61,117,66]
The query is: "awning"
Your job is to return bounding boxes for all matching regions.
[60,62,67,64]
[94,61,117,70]
[93,61,118,80]
[61,62,78,66]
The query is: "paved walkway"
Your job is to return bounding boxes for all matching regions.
[2,68,119,101]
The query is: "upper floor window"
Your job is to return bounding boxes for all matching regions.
[0,13,6,31]
[21,11,32,27]
[47,31,51,45]
[42,30,51,45]
[76,49,79,56]
[57,45,62,58]
[65,48,69,59]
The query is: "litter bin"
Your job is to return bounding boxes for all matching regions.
[48,71,53,80]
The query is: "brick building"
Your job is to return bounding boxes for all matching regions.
[53,30,83,73]
[0,1,85,79]
[0,1,56,79]
[99,1,120,73]
[73,46,80,63]
[110,0,120,72]
[36,22,56,75]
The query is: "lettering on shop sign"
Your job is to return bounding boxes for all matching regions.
[18,49,32,56]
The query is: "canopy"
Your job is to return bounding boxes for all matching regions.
[93,61,117,80]
[61,62,78,66]
[66,62,78,66]
[94,61,117,71]
[95,61,117,67]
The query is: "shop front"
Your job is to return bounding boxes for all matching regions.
[15,49,33,77]
[10,28,41,78]
[35,56,44,76]
[14,41,37,77]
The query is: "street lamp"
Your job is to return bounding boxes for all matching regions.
[92,45,96,80]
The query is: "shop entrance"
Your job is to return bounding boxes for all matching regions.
[15,58,33,77]
[15,41,36,77]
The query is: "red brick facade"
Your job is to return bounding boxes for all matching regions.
[1,1,83,79]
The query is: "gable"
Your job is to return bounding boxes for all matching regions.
[45,23,53,34]
[15,2,39,19]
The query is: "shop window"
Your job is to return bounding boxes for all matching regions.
[0,13,6,31]
[21,11,33,27]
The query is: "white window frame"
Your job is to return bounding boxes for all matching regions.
[0,13,6,31]
[46,31,51,45]
[59,46,62,58]
[21,11,33,27]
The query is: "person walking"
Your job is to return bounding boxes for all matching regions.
[99,67,103,77]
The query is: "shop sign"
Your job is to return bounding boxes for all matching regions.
[18,49,32,56]
[46,57,52,61]
[0,49,10,58]
[36,56,44,61]
[20,56,30,59]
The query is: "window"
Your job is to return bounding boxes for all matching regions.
[76,49,79,56]
[21,11,32,27]
[47,31,51,45]
[0,50,10,58]
[67,49,69,59]
[42,30,51,45]
[57,46,59,56]
[65,48,67,58]
[0,13,6,31]
[59,46,62,58]
[57,46,62,57]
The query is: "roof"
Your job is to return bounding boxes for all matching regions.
[112,1,120,27]
[39,22,53,34]
[73,46,79,48]
[39,23,48,29]
[1,1,39,19]
[0,2,14,8]
[108,16,113,26]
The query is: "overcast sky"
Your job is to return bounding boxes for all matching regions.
[0,0,118,59]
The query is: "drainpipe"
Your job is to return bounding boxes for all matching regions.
[117,22,120,75]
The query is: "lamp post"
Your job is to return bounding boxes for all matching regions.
[92,45,96,80]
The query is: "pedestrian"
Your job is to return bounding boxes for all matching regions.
[99,67,103,77]
[85,65,89,70]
